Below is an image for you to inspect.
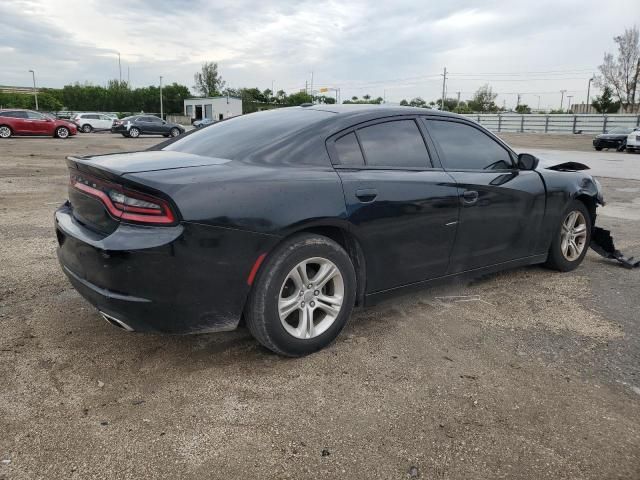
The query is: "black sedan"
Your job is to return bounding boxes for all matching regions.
[592,127,637,151]
[56,106,604,356]
[112,115,184,138]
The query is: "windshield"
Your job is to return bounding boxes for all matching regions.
[607,127,633,134]
[163,108,334,160]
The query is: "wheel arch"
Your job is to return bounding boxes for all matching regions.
[252,222,367,308]
[574,193,597,225]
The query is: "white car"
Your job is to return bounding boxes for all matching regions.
[72,113,116,133]
[626,129,640,153]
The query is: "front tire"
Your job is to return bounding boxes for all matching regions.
[245,234,357,357]
[544,200,592,272]
[594,146,603,151]
[55,127,70,139]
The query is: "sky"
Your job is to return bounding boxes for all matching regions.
[0,0,636,110]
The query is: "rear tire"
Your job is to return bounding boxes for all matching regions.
[617,141,627,152]
[0,125,12,138]
[170,127,181,137]
[245,233,356,357]
[128,127,140,138]
[544,200,592,272]
[594,147,603,151]
[81,124,92,133]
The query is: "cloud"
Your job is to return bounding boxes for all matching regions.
[0,0,636,109]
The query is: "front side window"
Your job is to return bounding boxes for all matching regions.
[356,120,430,168]
[26,111,45,120]
[427,120,513,170]
[334,132,365,166]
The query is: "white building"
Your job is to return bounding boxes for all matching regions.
[183,96,242,122]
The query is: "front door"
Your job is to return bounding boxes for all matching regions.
[330,117,460,293]
[424,118,547,273]
[26,111,51,135]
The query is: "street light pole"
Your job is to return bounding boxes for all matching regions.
[159,76,163,120]
[28,70,38,111]
[566,95,573,113]
[535,95,541,111]
[586,76,595,114]
[118,52,122,83]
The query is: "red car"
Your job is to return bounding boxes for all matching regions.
[0,109,77,139]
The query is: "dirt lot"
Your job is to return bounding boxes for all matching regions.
[1,133,639,479]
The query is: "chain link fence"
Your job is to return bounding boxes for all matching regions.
[463,114,640,134]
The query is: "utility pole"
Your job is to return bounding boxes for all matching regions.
[456,91,461,108]
[516,93,521,109]
[310,71,314,103]
[440,67,447,110]
[159,76,163,119]
[566,95,573,113]
[118,52,122,83]
[28,70,38,111]
[127,66,130,87]
[560,89,567,111]
[535,95,541,111]
[305,80,308,95]
[586,76,595,114]
[384,89,387,104]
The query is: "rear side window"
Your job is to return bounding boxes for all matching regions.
[334,132,365,166]
[427,120,513,170]
[26,111,44,120]
[357,120,430,168]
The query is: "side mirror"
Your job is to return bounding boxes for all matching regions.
[162,120,167,124]
[518,153,539,170]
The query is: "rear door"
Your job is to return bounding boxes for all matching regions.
[329,117,460,293]
[423,118,546,272]
[1,111,28,134]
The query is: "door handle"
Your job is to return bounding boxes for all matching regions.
[355,188,378,203]
[462,190,479,205]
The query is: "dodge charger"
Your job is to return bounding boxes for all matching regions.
[55,106,604,356]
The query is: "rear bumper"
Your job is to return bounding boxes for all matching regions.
[55,203,278,334]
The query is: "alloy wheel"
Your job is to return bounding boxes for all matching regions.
[129,128,140,138]
[57,127,69,139]
[0,126,11,138]
[170,128,180,137]
[278,257,344,339]
[561,210,587,261]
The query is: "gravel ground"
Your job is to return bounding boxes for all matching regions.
[0,133,639,480]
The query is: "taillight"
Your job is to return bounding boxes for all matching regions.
[70,170,176,225]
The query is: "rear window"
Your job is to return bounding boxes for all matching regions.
[164,108,334,160]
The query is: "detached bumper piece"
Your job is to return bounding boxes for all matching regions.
[590,227,640,269]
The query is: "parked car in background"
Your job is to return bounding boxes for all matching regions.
[72,113,117,133]
[111,115,184,138]
[193,118,217,129]
[56,105,604,356]
[0,109,77,139]
[625,129,640,153]
[592,127,639,151]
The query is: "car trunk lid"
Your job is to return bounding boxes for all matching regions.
[66,151,229,234]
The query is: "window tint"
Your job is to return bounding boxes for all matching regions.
[334,132,364,166]
[164,108,335,160]
[427,120,513,170]
[0,111,15,117]
[356,120,430,168]
[150,116,162,123]
[27,111,45,120]
[10,111,28,118]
